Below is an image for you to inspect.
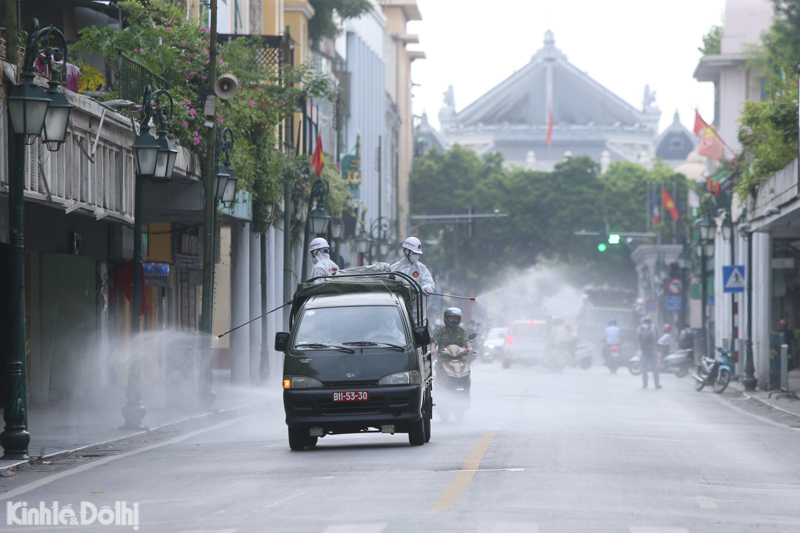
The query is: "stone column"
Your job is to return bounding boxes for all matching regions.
[230,222,250,385]
[249,229,262,384]
[752,231,772,388]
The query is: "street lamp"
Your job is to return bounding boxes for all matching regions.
[300,178,330,281]
[215,127,238,208]
[2,20,72,460]
[694,216,715,359]
[739,223,757,391]
[355,233,370,255]
[366,216,392,263]
[122,86,177,430]
[721,214,733,242]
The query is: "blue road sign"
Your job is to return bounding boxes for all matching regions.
[645,299,657,313]
[666,295,681,311]
[722,265,746,293]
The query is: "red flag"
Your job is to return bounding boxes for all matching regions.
[698,127,725,160]
[693,109,707,136]
[114,260,148,316]
[662,187,680,221]
[311,133,324,177]
[706,176,721,196]
[546,107,553,147]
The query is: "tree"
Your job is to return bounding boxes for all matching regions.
[308,0,373,46]
[699,25,723,55]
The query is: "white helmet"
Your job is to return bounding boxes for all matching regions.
[309,237,330,254]
[401,236,423,255]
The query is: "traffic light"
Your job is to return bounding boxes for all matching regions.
[608,234,620,245]
[597,242,607,252]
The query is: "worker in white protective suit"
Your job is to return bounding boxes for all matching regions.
[390,237,435,295]
[308,237,339,283]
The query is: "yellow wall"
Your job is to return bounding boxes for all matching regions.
[262,0,284,35]
[148,223,173,263]
[212,226,232,349]
[284,0,313,64]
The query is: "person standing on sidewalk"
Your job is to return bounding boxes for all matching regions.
[638,316,661,389]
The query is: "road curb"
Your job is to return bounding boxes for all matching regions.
[0,400,267,475]
[739,391,800,422]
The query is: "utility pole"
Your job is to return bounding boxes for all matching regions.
[198,0,218,410]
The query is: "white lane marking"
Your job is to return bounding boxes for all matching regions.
[443,468,524,472]
[177,530,237,533]
[322,525,387,533]
[478,523,539,533]
[691,496,720,509]
[710,393,800,432]
[630,528,690,533]
[313,476,336,479]
[264,491,307,509]
[0,416,248,501]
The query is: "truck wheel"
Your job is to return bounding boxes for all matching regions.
[306,436,318,447]
[288,426,307,451]
[409,418,425,446]
[424,392,432,443]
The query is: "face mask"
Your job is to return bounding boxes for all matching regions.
[409,253,419,264]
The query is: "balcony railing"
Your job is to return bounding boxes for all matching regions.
[118,52,169,107]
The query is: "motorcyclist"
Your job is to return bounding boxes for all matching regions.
[657,323,672,366]
[390,237,435,295]
[432,308,473,355]
[602,319,622,363]
[308,237,339,283]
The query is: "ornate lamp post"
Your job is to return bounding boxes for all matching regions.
[215,127,238,208]
[2,21,73,459]
[330,218,343,266]
[676,248,691,334]
[122,87,177,430]
[738,223,757,391]
[367,216,392,263]
[694,217,715,358]
[300,178,330,281]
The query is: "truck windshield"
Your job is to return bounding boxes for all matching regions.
[294,306,408,350]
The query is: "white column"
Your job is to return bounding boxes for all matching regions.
[230,222,250,385]
[752,232,772,388]
[714,233,733,350]
[249,229,262,384]
[268,225,280,379]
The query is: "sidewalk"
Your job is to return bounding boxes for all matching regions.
[728,369,800,419]
[0,370,276,473]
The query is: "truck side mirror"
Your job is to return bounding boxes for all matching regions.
[275,332,290,351]
[414,326,430,347]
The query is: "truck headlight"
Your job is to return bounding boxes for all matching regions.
[378,370,421,386]
[286,375,323,389]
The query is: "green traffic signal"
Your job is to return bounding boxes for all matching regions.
[597,243,607,252]
[608,234,620,244]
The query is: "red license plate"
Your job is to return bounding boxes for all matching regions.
[333,391,369,402]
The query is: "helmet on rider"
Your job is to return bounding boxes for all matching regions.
[443,307,462,328]
[309,237,330,263]
[642,316,652,324]
[401,236,423,263]
[663,324,672,333]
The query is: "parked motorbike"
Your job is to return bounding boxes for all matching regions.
[692,346,733,393]
[569,342,594,370]
[434,333,477,422]
[628,349,693,377]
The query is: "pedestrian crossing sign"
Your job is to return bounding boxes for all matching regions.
[722,265,746,293]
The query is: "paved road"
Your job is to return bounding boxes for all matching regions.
[2,362,800,532]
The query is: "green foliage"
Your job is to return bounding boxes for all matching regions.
[736,73,799,196]
[78,65,106,93]
[762,1,800,73]
[317,164,354,221]
[699,24,723,55]
[73,0,338,235]
[411,148,694,295]
[308,0,373,46]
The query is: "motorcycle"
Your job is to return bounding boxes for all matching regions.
[628,348,693,378]
[603,343,624,373]
[434,333,477,422]
[692,346,733,393]
[568,342,594,370]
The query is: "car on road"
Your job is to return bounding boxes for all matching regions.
[481,327,508,362]
[275,272,432,450]
[502,320,548,368]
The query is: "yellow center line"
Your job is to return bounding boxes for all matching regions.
[429,433,496,512]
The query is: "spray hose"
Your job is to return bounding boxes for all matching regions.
[429,292,476,301]
[216,300,293,339]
